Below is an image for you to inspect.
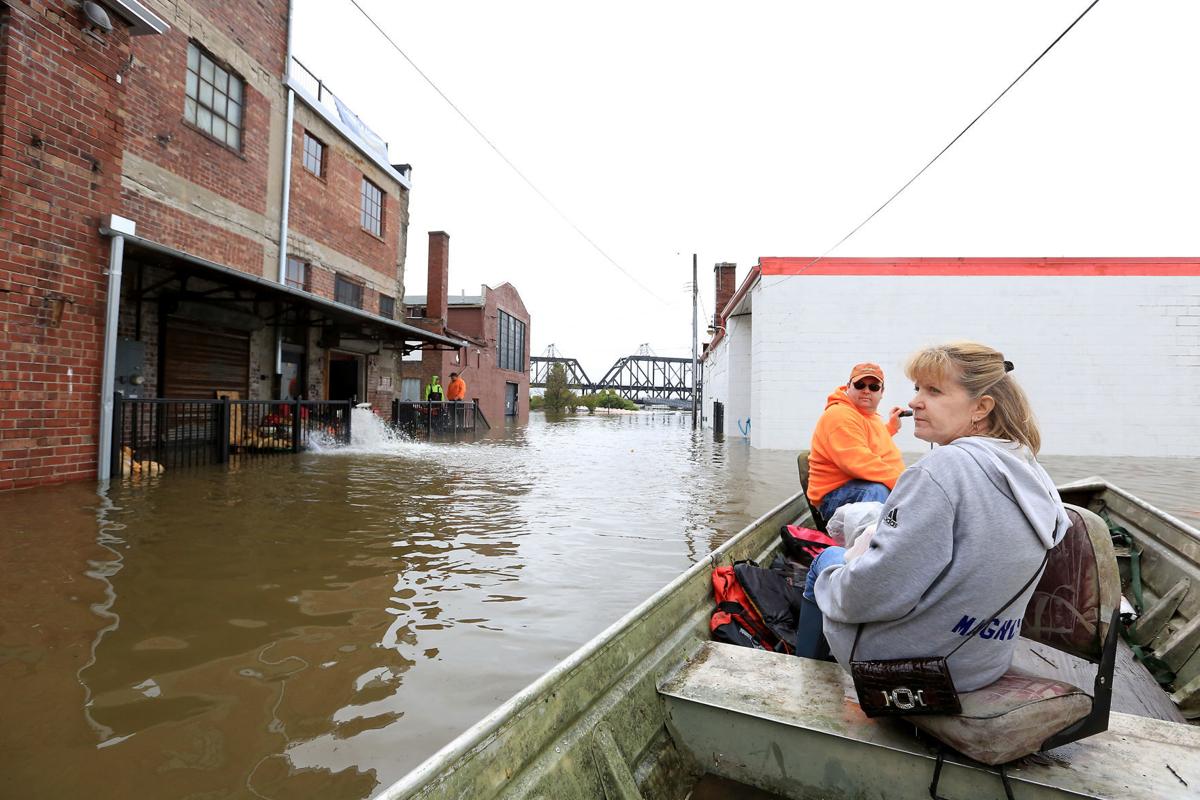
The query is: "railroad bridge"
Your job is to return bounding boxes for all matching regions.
[529,345,699,406]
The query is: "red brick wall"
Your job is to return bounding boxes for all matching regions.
[715,262,736,325]
[0,1,131,490]
[448,305,484,339]
[406,283,530,425]
[287,113,406,301]
[120,2,288,267]
[120,191,266,274]
[479,283,530,425]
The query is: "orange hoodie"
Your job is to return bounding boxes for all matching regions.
[807,386,904,504]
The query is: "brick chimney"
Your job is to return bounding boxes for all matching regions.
[427,231,450,324]
[714,262,736,328]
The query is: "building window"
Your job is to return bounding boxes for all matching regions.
[185,41,243,150]
[400,377,421,400]
[335,274,363,308]
[498,310,526,372]
[302,131,325,177]
[360,177,383,236]
[285,257,309,291]
[406,305,426,319]
[379,294,394,319]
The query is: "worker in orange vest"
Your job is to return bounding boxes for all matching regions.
[446,372,466,401]
[446,371,467,427]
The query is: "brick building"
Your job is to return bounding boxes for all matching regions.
[701,258,1200,456]
[403,232,530,425]
[0,1,461,491]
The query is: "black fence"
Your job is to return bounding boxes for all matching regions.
[113,394,352,475]
[391,399,487,439]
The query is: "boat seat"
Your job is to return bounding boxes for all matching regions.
[795,451,828,532]
[910,504,1122,765]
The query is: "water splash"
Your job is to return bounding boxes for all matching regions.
[309,406,434,456]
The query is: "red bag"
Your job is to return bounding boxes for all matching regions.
[710,564,789,653]
[780,525,838,565]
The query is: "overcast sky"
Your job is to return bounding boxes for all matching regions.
[292,1,1200,378]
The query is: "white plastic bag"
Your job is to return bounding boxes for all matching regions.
[827,501,884,550]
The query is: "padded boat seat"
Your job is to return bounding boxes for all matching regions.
[913,671,1091,765]
[907,504,1121,765]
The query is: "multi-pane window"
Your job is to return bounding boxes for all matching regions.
[360,177,383,236]
[379,294,395,319]
[497,310,526,372]
[407,305,426,319]
[185,42,243,150]
[302,131,325,176]
[285,257,309,291]
[335,274,363,309]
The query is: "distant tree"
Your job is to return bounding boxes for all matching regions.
[597,390,639,411]
[529,394,545,410]
[579,393,599,415]
[543,363,576,414]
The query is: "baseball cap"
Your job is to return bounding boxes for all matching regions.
[849,362,884,383]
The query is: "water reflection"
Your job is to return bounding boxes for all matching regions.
[0,412,1195,799]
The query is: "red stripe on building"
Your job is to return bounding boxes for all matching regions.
[759,257,1200,277]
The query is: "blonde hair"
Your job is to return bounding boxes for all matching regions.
[904,342,1041,453]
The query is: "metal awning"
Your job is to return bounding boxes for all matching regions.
[112,233,466,352]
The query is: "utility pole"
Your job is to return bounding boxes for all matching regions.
[691,253,698,429]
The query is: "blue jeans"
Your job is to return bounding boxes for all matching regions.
[818,479,890,522]
[804,546,847,601]
[795,546,846,659]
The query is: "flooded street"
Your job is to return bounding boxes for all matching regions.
[1,411,1197,799]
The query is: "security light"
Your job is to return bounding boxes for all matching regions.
[82,1,114,34]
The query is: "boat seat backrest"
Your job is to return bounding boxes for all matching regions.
[796,451,812,493]
[795,451,828,533]
[1021,504,1121,663]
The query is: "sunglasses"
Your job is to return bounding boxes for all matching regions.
[852,380,882,392]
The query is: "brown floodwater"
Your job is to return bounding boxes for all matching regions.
[1,410,1197,799]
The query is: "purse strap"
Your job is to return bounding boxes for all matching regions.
[850,549,1049,661]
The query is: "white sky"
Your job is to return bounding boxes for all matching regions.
[293,1,1200,378]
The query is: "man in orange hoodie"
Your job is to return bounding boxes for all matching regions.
[807,362,905,522]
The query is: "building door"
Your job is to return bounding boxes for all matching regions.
[505,382,518,417]
[328,351,362,403]
[281,345,305,400]
[162,321,249,398]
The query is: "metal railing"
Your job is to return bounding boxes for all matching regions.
[112,394,352,476]
[391,400,485,439]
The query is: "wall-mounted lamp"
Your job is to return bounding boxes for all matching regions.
[81,1,114,36]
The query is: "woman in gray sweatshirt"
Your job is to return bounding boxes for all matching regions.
[798,342,1071,692]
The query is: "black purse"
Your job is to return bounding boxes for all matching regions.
[849,551,1048,718]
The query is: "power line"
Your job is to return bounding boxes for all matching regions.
[344,0,671,304]
[782,0,1103,280]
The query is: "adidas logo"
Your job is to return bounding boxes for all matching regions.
[883,507,899,528]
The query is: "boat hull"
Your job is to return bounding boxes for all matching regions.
[380,481,1200,800]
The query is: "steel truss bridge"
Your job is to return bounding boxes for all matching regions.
[530,350,699,406]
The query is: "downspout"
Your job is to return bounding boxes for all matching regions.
[275,1,296,376]
[97,232,126,481]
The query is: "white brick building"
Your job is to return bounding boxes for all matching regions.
[701,258,1200,457]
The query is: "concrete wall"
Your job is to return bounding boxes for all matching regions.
[728,315,754,441]
[750,268,1200,456]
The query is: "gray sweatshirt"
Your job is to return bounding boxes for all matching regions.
[813,436,1071,692]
